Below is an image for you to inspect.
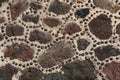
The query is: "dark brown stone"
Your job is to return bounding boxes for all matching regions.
[22,14,39,24]
[93,0,120,13]
[62,59,97,80]
[116,23,120,35]
[6,24,24,37]
[10,1,28,21]
[48,0,71,15]
[19,67,43,80]
[94,45,120,61]
[0,64,18,80]
[29,30,52,44]
[88,14,112,40]
[4,43,34,61]
[103,62,120,80]
[0,17,5,23]
[0,33,3,41]
[30,2,42,10]
[43,17,61,28]
[63,22,81,35]
[38,41,75,68]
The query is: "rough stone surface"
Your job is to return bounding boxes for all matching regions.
[116,23,120,35]
[48,0,71,15]
[94,45,120,61]
[93,0,120,13]
[88,14,112,40]
[10,1,28,21]
[75,8,89,18]
[22,14,39,24]
[19,67,43,80]
[4,43,34,61]
[63,22,81,35]
[38,41,75,68]
[6,24,24,37]
[42,73,63,80]
[43,17,61,28]
[62,60,97,80]
[30,2,42,10]
[0,17,5,23]
[103,62,120,80]
[29,30,52,44]
[77,39,90,51]
[0,64,18,80]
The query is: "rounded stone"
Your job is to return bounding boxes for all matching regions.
[0,64,18,80]
[6,24,24,37]
[103,62,120,80]
[19,67,43,80]
[4,43,34,61]
[94,45,120,61]
[48,0,71,15]
[38,41,75,68]
[62,59,98,80]
[88,14,112,40]
[29,30,52,44]
[63,22,81,35]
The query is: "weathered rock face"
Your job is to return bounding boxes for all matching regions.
[42,73,63,80]
[6,24,24,37]
[116,23,120,35]
[4,43,34,61]
[63,22,81,35]
[103,62,120,80]
[43,17,61,28]
[94,45,120,61]
[88,14,112,40]
[75,8,90,18]
[77,39,90,51]
[62,60,97,80]
[10,1,28,21]
[38,41,75,68]
[93,0,120,13]
[19,67,43,80]
[0,64,18,80]
[22,14,39,24]
[48,0,71,15]
[30,2,42,10]
[29,30,52,44]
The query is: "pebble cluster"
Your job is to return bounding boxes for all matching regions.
[0,0,120,80]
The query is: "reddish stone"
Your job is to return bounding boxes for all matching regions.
[10,1,28,21]
[88,14,112,40]
[43,17,61,28]
[38,41,75,68]
[93,0,120,13]
[0,64,18,80]
[116,23,120,35]
[0,17,5,23]
[19,67,43,80]
[6,24,24,37]
[4,43,34,61]
[103,62,120,80]
[63,22,81,35]
[29,30,52,44]
[94,45,120,61]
